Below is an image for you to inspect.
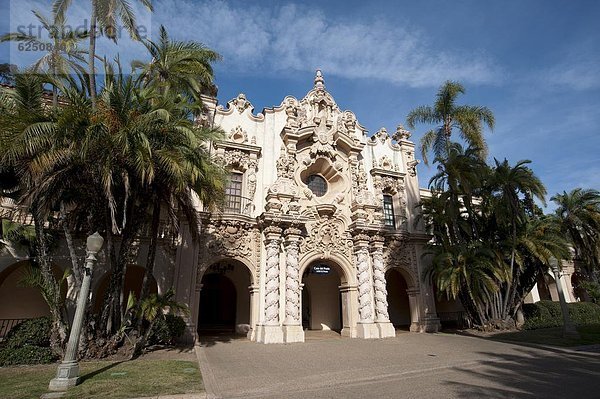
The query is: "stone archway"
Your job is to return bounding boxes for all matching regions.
[537,273,558,301]
[299,257,354,337]
[0,261,56,321]
[197,260,252,336]
[386,269,410,329]
[385,267,420,332]
[302,263,343,332]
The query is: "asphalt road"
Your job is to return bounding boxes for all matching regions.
[196,331,600,399]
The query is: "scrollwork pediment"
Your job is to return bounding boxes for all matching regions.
[300,216,353,260]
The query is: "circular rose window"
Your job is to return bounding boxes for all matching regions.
[305,174,327,197]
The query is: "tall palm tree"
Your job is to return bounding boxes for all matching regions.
[53,0,154,106]
[551,188,600,278]
[485,158,547,320]
[406,81,495,165]
[132,25,221,102]
[0,10,88,106]
[0,73,68,351]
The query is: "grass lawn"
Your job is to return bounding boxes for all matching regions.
[490,324,600,347]
[0,359,203,399]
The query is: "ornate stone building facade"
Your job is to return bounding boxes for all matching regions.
[174,71,442,343]
[0,73,581,342]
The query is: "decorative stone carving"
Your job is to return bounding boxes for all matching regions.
[231,93,252,114]
[407,159,419,177]
[372,127,389,144]
[263,226,282,325]
[205,221,254,259]
[215,146,260,211]
[267,147,302,215]
[393,124,411,141]
[351,161,375,206]
[229,125,248,143]
[353,234,373,322]
[371,236,390,323]
[384,236,418,279]
[373,175,405,196]
[284,228,302,325]
[275,146,296,179]
[300,216,353,260]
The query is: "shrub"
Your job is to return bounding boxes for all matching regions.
[523,300,600,330]
[0,345,56,366]
[4,317,51,349]
[148,314,187,345]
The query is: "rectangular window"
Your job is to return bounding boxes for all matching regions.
[225,173,243,212]
[383,195,395,228]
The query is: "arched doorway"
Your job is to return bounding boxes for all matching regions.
[386,268,412,330]
[0,261,54,320]
[197,260,251,334]
[302,262,343,333]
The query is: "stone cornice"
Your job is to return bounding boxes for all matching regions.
[213,140,262,156]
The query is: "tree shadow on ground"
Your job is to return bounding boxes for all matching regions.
[444,347,600,398]
[78,361,124,383]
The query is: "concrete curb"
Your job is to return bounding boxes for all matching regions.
[195,344,220,399]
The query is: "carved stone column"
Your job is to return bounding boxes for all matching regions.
[283,227,304,342]
[371,235,395,338]
[406,288,422,332]
[353,233,378,338]
[256,226,284,343]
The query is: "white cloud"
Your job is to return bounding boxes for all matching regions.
[3,0,501,87]
[151,1,501,88]
[546,59,600,91]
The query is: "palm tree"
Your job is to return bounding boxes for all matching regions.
[0,73,68,351]
[132,25,221,102]
[551,188,600,279]
[53,0,154,106]
[406,81,495,165]
[131,288,188,358]
[0,10,88,106]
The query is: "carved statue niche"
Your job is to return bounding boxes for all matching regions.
[266,146,301,215]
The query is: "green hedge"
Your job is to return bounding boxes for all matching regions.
[148,314,187,345]
[0,316,56,366]
[523,301,600,330]
[3,317,52,349]
[0,345,56,366]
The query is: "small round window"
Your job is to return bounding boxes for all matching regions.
[306,174,327,197]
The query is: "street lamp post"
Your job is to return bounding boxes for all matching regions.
[549,257,580,339]
[49,232,104,391]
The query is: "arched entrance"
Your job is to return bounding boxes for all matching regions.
[385,268,414,330]
[302,262,344,333]
[197,260,251,334]
[0,261,55,320]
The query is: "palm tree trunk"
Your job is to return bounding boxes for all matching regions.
[136,198,161,327]
[60,203,82,311]
[88,0,98,106]
[32,207,67,354]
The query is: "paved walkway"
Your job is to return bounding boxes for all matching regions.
[195,331,600,399]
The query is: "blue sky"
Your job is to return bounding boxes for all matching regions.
[1,0,599,211]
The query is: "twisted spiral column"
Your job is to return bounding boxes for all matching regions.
[263,227,282,325]
[284,228,302,325]
[353,234,373,323]
[371,236,390,323]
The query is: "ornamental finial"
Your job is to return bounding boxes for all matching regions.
[314,69,325,88]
